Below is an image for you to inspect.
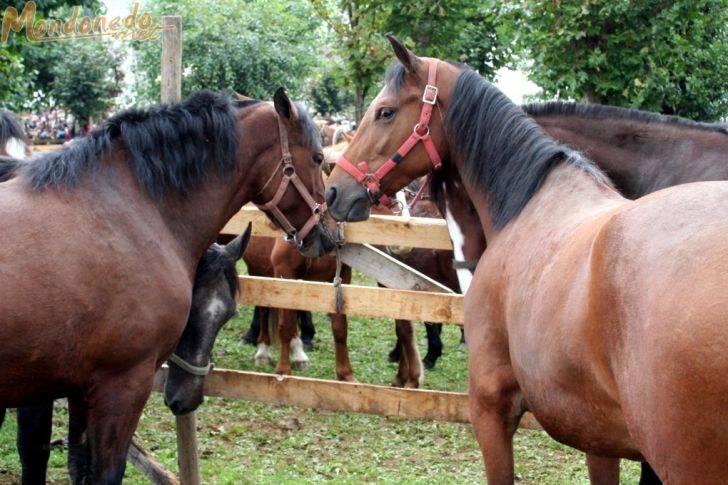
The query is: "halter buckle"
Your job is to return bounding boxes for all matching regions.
[422,85,438,105]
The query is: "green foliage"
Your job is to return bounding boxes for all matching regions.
[309,0,513,121]
[50,39,123,124]
[382,0,512,78]
[131,0,322,105]
[507,0,728,121]
[0,46,29,109]
[309,72,354,115]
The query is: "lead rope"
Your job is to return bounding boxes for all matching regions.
[332,222,345,314]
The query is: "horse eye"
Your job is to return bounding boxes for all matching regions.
[312,153,324,165]
[376,107,395,120]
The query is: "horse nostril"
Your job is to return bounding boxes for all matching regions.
[325,186,337,207]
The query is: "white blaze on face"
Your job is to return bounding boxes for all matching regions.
[5,138,27,160]
[205,296,227,321]
[444,203,472,294]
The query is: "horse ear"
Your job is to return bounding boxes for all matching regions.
[225,223,252,261]
[386,34,422,73]
[273,87,294,120]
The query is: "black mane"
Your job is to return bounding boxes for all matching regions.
[21,90,240,199]
[523,101,728,135]
[0,156,23,182]
[444,68,608,229]
[0,109,27,147]
[195,245,240,298]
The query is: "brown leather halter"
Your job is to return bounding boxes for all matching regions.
[335,59,443,207]
[254,115,325,248]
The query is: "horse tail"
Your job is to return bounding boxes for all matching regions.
[267,308,279,347]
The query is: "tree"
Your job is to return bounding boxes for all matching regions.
[131,0,322,105]
[51,39,123,125]
[309,0,513,121]
[507,0,728,121]
[0,46,29,109]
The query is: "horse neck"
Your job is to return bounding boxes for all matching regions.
[449,158,624,247]
[533,114,728,199]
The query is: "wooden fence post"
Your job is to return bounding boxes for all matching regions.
[160,15,200,485]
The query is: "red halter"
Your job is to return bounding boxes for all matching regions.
[254,115,325,248]
[335,59,442,207]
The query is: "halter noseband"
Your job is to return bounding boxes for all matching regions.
[335,59,442,207]
[168,352,214,376]
[254,115,325,248]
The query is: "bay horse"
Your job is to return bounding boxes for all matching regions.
[0,88,335,484]
[3,226,251,482]
[324,37,728,484]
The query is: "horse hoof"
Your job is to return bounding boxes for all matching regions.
[388,349,400,363]
[338,374,357,383]
[292,360,309,371]
[423,358,436,370]
[391,376,405,388]
[302,340,314,352]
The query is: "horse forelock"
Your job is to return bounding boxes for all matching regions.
[523,101,728,135]
[0,110,28,152]
[195,246,240,300]
[444,68,608,229]
[21,90,241,199]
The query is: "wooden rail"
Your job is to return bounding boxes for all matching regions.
[152,368,542,430]
[222,206,454,250]
[238,275,463,324]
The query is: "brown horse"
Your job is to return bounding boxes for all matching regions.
[325,37,728,484]
[0,89,334,484]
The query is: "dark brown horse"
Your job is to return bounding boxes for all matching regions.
[325,37,728,484]
[0,89,334,484]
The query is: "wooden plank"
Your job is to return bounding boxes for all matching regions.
[153,368,541,430]
[176,414,201,485]
[127,439,180,485]
[238,275,463,324]
[338,243,454,293]
[221,206,454,250]
[160,16,182,103]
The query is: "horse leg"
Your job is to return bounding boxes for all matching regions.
[17,400,54,485]
[0,407,5,428]
[639,462,661,485]
[392,319,423,388]
[84,370,154,484]
[298,311,315,351]
[254,307,273,367]
[68,396,88,485]
[585,454,620,485]
[242,306,262,345]
[387,324,401,363]
[330,312,355,382]
[422,323,443,369]
[467,314,524,484]
[276,309,306,374]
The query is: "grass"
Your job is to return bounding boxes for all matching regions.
[0,269,641,484]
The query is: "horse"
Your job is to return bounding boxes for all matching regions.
[164,226,252,414]
[3,226,251,483]
[324,36,728,484]
[0,88,335,484]
[0,109,31,159]
[420,102,728,367]
[242,233,356,381]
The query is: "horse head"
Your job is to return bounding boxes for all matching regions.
[164,224,252,415]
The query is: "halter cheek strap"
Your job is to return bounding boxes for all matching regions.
[336,59,442,207]
[254,115,325,247]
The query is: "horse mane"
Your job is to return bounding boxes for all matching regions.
[195,245,240,298]
[444,68,609,229]
[22,90,240,199]
[523,101,728,135]
[0,109,28,147]
[0,156,23,182]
